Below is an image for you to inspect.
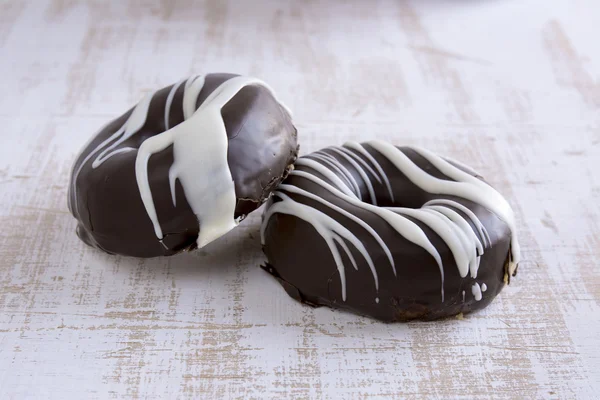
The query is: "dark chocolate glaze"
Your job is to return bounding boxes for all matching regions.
[69,73,298,257]
[261,143,514,322]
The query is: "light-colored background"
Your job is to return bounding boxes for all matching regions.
[1,0,599,398]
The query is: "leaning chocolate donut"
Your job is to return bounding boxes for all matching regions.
[69,73,298,257]
[261,141,520,321]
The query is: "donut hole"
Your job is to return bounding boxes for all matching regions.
[313,145,456,210]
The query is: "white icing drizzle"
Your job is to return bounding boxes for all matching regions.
[327,147,377,205]
[443,155,480,177]
[472,282,483,301]
[68,119,113,214]
[70,93,154,217]
[74,74,287,250]
[317,152,363,197]
[344,141,395,202]
[264,183,396,274]
[294,158,357,198]
[462,290,466,303]
[481,283,487,292]
[335,146,381,184]
[164,79,185,130]
[182,75,206,119]
[262,141,521,304]
[423,199,491,248]
[307,154,350,188]
[390,207,475,279]
[268,168,445,302]
[92,93,153,168]
[367,140,520,275]
[137,76,282,248]
[307,153,361,198]
[262,191,378,301]
[426,206,484,257]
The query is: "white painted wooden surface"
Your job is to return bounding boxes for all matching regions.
[1,0,599,398]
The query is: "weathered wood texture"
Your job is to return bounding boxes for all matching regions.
[1,0,599,398]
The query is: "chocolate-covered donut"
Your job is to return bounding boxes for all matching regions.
[261,141,520,321]
[69,73,298,257]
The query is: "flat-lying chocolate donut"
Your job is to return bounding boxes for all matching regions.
[261,141,520,321]
[69,73,298,257]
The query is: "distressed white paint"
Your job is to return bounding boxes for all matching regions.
[0,0,599,399]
